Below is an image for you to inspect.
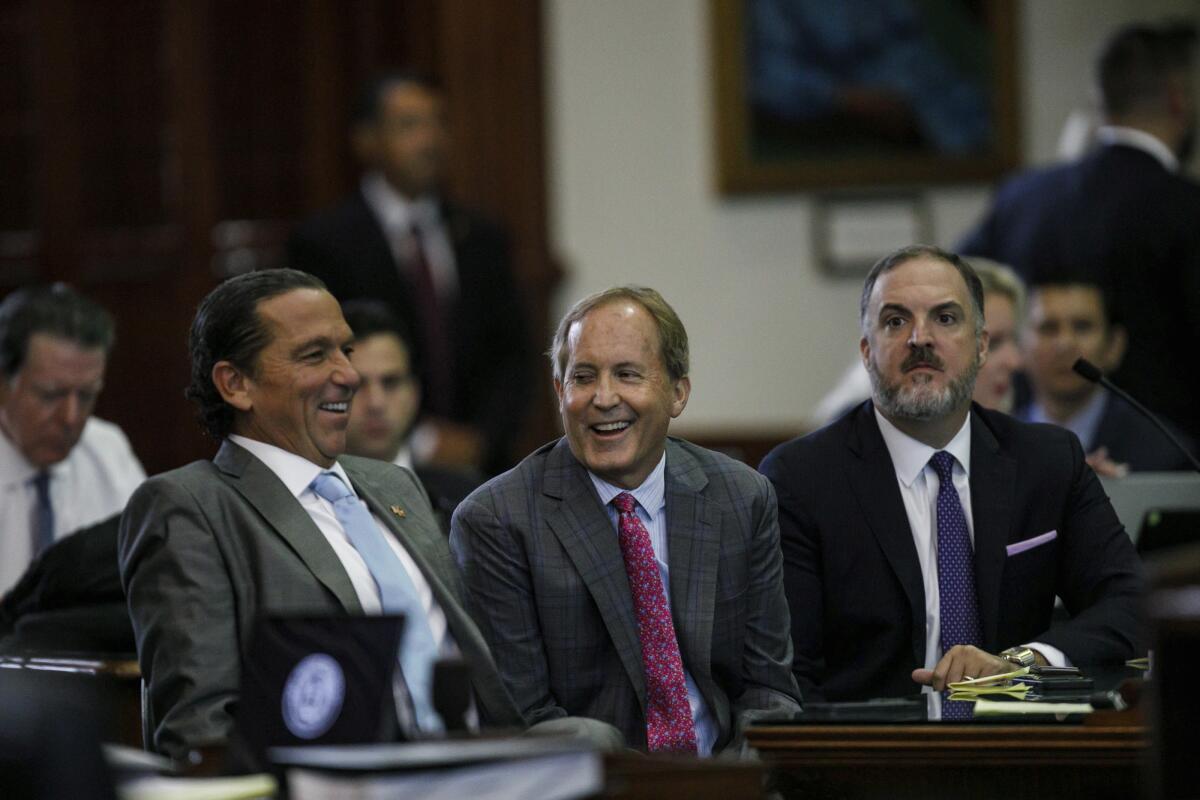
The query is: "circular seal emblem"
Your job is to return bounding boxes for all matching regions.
[281,653,345,739]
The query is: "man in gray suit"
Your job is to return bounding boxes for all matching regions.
[119,269,522,761]
[451,286,801,755]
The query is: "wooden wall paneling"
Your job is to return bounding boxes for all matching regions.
[0,0,38,285]
[300,1,350,211]
[437,0,561,449]
[31,0,82,283]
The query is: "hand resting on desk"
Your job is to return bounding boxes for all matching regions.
[912,645,1047,691]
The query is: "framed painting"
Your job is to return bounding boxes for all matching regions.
[712,0,1019,193]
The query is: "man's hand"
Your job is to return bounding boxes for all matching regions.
[912,645,1014,692]
[1085,446,1129,478]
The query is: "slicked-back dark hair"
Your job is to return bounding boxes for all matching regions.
[340,299,421,377]
[859,245,986,336]
[351,69,442,127]
[1098,20,1197,117]
[186,269,327,440]
[0,284,114,378]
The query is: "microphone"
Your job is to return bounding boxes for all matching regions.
[1072,358,1200,474]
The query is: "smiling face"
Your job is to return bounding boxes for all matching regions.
[555,301,690,490]
[226,289,360,467]
[973,292,1023,412]
[861,255,987,424]
[0,334,107,468]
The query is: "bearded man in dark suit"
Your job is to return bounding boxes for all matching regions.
[761,246,1143,703]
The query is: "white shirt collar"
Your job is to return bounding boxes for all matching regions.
[0,425,37,488]
[873,407,972,488]
[587,452,668,520]
[1096,126,1179,172]
[360,172,441,233]
[391,444,414,471]
[228,434,355,499]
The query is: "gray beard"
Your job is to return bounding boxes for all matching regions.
[868,356,979,422]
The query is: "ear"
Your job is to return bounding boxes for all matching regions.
[212,361,253,413]
[977,328,990,367]
[859,335,870,366]
[1103,324,1128,371]
[669,376,691,419]
[553,378,565,409]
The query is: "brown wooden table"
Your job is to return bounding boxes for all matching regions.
[0,653,142,748]
[748,711,1146,800]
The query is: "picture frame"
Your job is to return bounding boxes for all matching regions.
[712,0,1020,193]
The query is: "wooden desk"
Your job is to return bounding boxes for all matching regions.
[748,714,1146,800]
[0,653,142,748]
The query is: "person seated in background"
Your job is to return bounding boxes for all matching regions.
[451,286,801,755]
[1018,280,1197,475]
[969,259,1025,413]
[341,299,482,533]
[959,20,1200,442]
[810,256,1025,426]
[0,284,145,598]
[761,245,1143,703]
[119,269,523,761]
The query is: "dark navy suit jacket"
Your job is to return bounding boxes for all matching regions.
[760,402,1144,702]
[959,144,1200,441]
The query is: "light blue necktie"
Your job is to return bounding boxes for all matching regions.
[310,471,443,733]
[30,471,55,556]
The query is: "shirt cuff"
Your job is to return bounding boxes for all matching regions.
[1024,642,1071,668]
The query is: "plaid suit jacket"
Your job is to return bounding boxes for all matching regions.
[450,436,801,752]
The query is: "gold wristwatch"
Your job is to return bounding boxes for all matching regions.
[999,646,1037,668]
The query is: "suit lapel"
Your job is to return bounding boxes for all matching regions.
[847,404,927,665]
[214,441,362,614]
[542,440,648,707]
[663,440,718,687]
[968,411,1016,650]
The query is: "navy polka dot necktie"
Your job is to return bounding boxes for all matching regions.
[929,451,982,654]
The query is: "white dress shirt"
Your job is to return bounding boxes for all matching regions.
[227,435,451,650]
[588,453,719,756]
[872,410,1068,677]
[360,172,459,300]
[1096,125,1179,172]
[1,417,146,595]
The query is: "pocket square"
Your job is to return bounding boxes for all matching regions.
[1006,530,1057,557]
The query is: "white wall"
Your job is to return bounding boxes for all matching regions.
[544,0,1197,436]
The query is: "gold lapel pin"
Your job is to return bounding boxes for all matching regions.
[390,505,406,518]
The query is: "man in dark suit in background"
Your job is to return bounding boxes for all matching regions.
[451,286,800,755]
[119,269,522,760]
[289,72,533,474]
[341,299,482,534]
[1017,280,1196,474]
[760,246,1143,703]
[958,21,1200,440]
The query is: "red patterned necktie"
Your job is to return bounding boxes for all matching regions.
[612,492,697,753]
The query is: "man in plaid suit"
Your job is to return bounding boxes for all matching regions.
[451,286,800,755]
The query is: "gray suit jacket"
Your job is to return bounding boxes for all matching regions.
[119,440,521,759]
[450,437,801,752]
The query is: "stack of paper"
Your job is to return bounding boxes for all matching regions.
[946,666,1031,701]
